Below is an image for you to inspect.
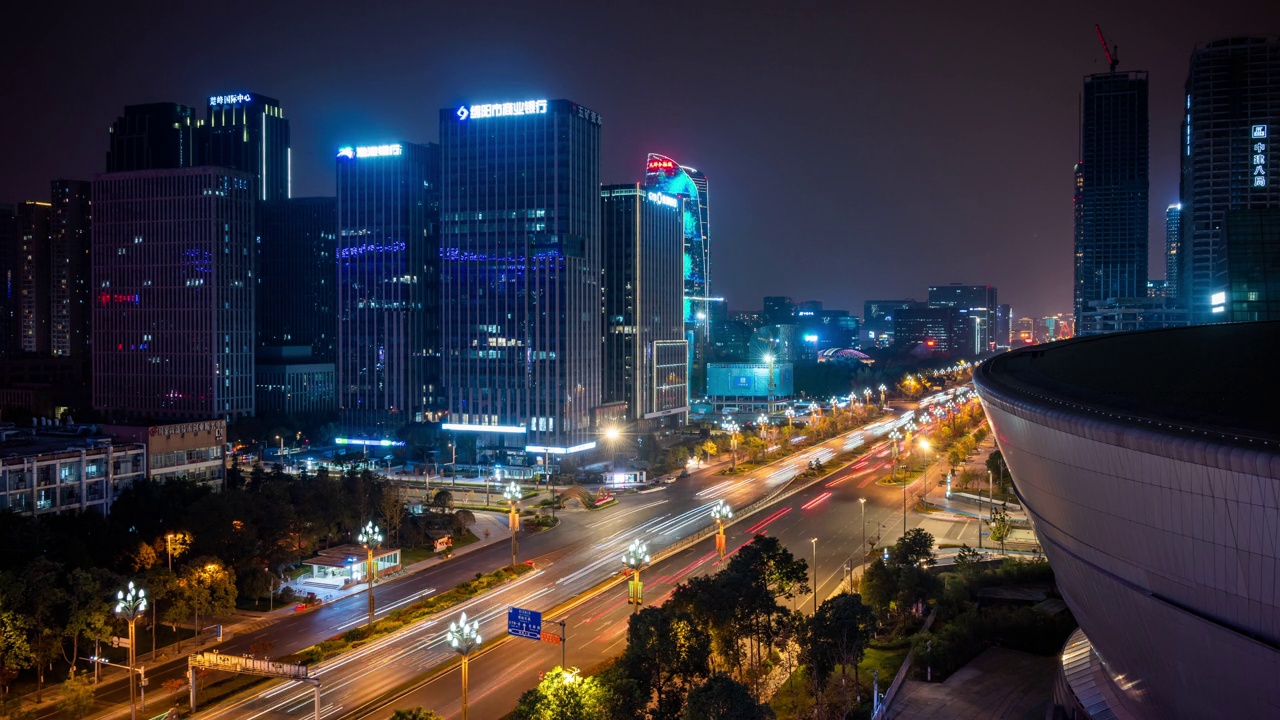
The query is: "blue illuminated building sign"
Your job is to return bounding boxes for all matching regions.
[335,437,406,447]
[209,93,253,105]
[337,145,403,159]
[1252,125,1267,188]
[646,191,679,208]
[456,100,548,121]
[338,242,406,259]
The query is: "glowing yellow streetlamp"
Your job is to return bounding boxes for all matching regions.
[711,500,732,557]
[622,539,651,612]
[503,481,521,568]
[357,521,383,627]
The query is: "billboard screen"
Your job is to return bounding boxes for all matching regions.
[707,363,794,398]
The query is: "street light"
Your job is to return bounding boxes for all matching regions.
[721,420,740,472]
[357,521,383,627]
[809,537,818,615]
[785,407,795,428]
[604,426,620,470]
[756,414,769,439]
[503,481,522,568]
[859,497,867,582]
[711,500,732,557]
[447,612,482,720]
[621,539,651,612]
[115,582,146,720]
[763,353,776,414]
[878,383,887,407]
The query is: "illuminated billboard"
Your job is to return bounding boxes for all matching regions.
[707,362,793,398]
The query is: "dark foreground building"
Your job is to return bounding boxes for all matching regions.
[975,323,1280,719]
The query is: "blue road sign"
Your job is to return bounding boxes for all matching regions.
[507,606,542,640]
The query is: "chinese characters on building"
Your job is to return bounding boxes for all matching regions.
[208,93,253,105]
[1253,125,1267,188]
[463,99,548,120]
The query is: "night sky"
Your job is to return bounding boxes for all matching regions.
[3,0,1275,319]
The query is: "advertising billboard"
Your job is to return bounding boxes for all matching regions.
[706,363,794,398]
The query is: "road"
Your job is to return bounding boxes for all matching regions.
[65,407,925,720]
[180,411,932,720]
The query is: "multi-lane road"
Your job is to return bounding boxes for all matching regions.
[61,404,967,720]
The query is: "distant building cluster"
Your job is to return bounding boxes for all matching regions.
[1074,36,1280,335]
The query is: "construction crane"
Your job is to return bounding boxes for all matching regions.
[1095,24,1119,72]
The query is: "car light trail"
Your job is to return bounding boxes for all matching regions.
[800,492,832,510]
[743,506,791,535]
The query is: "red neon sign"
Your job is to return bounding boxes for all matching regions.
[99,293,140,306]
[647,159,677,172]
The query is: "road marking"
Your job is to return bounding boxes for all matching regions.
[586,499,668,528]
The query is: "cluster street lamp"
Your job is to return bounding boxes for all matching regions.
[756,414,769,439]
[863,387,872,407]
[503,481,522,568]
[447,612,482,720]
[764,352,777,415]
[785,407,795,428]
[888,430,902,483]
[604,426,621,470]
[711,500,733,557]
[878,383,887,407]
[357,521,383,627]
[721,420,741,471]
[115,582,146,720]
[621,539,651,612]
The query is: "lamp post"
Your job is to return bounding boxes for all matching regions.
[809,537,818,614]
[448,441,456,486]
[711,500,732,558]
[859,497,867,575]
[357,521,383,627]
[721,420,740,472]
[764,353,776,415]
[447,612,482,720]
[756,414,768,439]
[785,407,795,428]
[503,481,521,568]
[863,387,872,409]
[604,427,620,471]
[888,430,902,483]
[622,539,651,612]
[115,582,146,720]
[878,383,887,407]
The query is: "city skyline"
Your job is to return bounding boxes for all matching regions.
[2,1,1272,319]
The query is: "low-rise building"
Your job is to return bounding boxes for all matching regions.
[0,431,145,515]
[103,419,227,488]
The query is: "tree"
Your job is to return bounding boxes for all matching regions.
[513,666,614,720]
[61,569,114,671]
[621,605,711,719]
[389,709,444,720]
[450,509,477,535]
[20,557,66,701]
[379,486,407,544]
[742,436,767,462]
[681,675,772,720]
[804,593,876,691]
[56,669,95,720]
[987,505,1012,552]
[859,558,896,618]
[432,489,453,513]
[946,446,966,469]
[954,544,983,575]
[0,606,34,694]
[895,528,936,567]
[727,535,810,601]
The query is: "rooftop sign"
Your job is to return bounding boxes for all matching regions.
[457,100,548,121]
[209,94,253,106]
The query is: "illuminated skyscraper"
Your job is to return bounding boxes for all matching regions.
[1180,37,1280,322]
[440,98,602,454]
[601,184,688,429]
[203,92,291,201]
[50,180,92,358]
[1164,203,1182,300]
[1075,71,1150,328]
[336,142,440,434]
[644,154,711,393]
[928,284,998,352]
[91,167,256,421]
[14,201,51,355]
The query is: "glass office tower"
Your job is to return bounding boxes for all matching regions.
[50,180,92,358]
[602,184,688,428]
[336,142,440,435]
[440,98,602,454]
[106,103,200,172]
[1075,71,1150,328]
[203,92,291,202]
[1180,37,1280,322]
[91,167,256,421]
[1165,203,1182,300]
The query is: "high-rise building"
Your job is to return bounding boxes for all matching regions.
[893,306,972,357]
[50,180,92,358]
[928,284,998,352]
[762,296,796,326]
[1220,209,1280,322]
[601,184,688,429]
[1165,203,1182,300]
[91,167,256,421]
[259,197,337,361]
[1075,71,1150,327]
[106,103,201,172]
[863,299,921,348]
[15,202,52,355]
[440,98,602,455]
[336,142,440,434]
[995,304,1012,350]
[0,203,17,356]
[1181,37,1280,322]
[203,92,291,202]
[644,154,711,393]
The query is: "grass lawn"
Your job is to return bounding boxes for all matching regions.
[769,642,910,720]
[400,547,435,566]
